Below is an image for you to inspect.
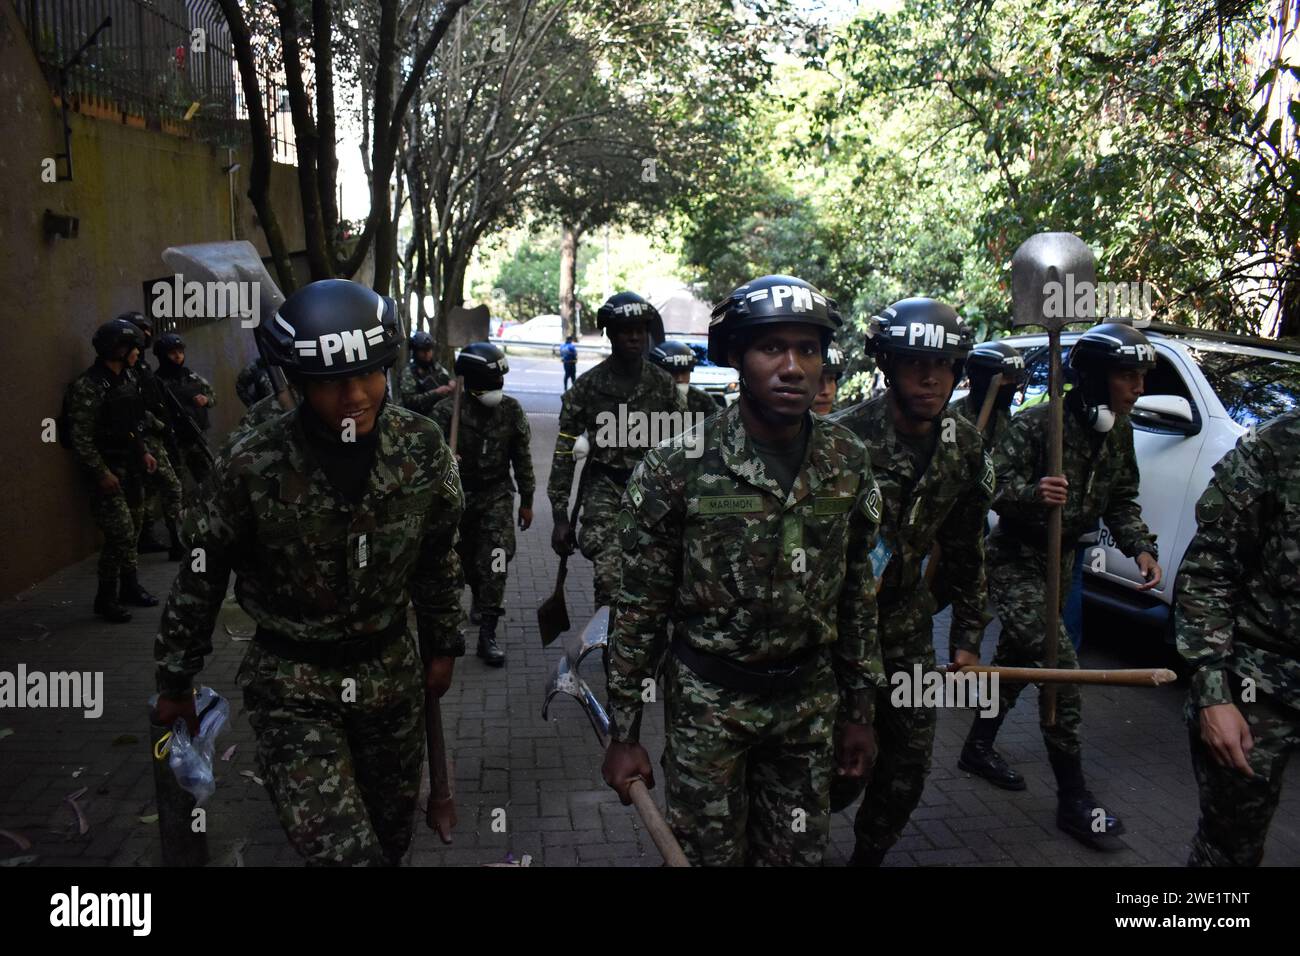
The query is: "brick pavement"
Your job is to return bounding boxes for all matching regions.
[0,378,1296,867]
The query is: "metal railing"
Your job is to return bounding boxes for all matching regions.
[16,0,295,162]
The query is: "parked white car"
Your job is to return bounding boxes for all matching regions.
[500,313,565,347]
[992,326,1300,642]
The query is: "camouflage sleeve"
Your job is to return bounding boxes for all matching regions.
[940,447,995,656]
[154,454,245,695]
[1176,437,1269,709]
[427,398,452,442]
[66,377,108,476]
[991,410,1043,516]
[834,466,886,725]
[1103,422,1157,558]
[197,372,216,409]
[510,401,536,507]
[399,366,441,416]
[547,379,586,518]
[411,432,467,658]
[606,450,682,743]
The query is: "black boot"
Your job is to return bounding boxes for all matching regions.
[137,524,168,554]
[166,520,184,562]
[476,614,505,667]
[1048,748,1125,851]
[119,570,159,607]
[959,712,1026,791]
[847,843,886,867]
[94,579,132,623]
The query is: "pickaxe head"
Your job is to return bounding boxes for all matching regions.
[1010,232,1097,331]
[161,240,285,329]
[541,606,613,743]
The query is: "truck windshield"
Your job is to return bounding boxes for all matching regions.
[1190,349,1300,427]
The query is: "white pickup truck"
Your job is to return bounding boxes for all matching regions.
[990,325,1300,645]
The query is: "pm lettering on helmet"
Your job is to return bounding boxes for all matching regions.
[296,325,386,366]
[908,322,947,349]
[770,284,814,312]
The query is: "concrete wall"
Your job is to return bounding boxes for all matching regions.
[0,1,306,598]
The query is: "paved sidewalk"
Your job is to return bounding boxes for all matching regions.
[0,395,1296,866]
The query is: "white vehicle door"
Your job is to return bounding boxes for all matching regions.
[1093,344,1210,602]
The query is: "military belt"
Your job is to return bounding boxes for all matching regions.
[253,618,405,668]
[670,635,823,696]
[588,460,633,487]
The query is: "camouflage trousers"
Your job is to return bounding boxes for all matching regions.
[663,651,837,866]
[577,475,624,607]
[175,440,212,495]
[1187,683,1300,866]
[143,444,184,527]
[457,490,515,618]
[988,537,1083,757]
[87,474,143,582]
[236,634,425,866]
[853,643,938,854]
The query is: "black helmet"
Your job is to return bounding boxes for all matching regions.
[596,291,661,332]
[649,340,697,373]
[708,274,842,365]
[258,279,401,380]
[865,298,972,365]
[1068,322,1156,378]
[154,332,186,361]
[824,345,846,381]
[454,342,509,390]
[967,340,1027,386]
[409,330,434,352]
[93,318,144,359]
[119,312,153,344]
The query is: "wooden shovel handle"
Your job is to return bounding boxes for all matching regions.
[627,778,690,867]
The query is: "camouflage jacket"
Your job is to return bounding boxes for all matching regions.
[216,392,294,457]
[947,394,1012,453]
[397,359,453,417]
[1177,411,1300,712]
[607,402,886,742]
[155,402,466,696]
[547,356,678,517]
[831,395,993,657]
[157,365,216,434]
[990,400,1157,559]
[235,358,274,408]
[65,361,152,476]
[429,393,535,506]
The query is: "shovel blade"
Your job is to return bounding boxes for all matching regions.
[1010,232,1097,331]
[538,588,570,648]
[161,240,286,329]
[445,304,491,348]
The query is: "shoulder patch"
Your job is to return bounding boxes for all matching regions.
[442,454,463,502]
[1195,481,1226,526]
[980,453,995,496]
[627,479,645,510]
[861,483,883,524]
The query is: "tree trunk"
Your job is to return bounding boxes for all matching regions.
[559,222,582,338]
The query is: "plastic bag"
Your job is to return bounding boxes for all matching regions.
[150,686,230,807]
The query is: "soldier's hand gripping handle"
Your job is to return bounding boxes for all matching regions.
[425,656,456,698]
[551,517,576,557]
[156,692,199,737]
[601,740,655,806]
[1036,475,1068,506]
[834,722,877,781]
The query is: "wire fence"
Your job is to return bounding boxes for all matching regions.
[16,0,295,162]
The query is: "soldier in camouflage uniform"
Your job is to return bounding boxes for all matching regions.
[398,330,454,416]
[65,318,163,622]
[829,299,992,866]
[970,322,1162,850]
[154,280,465,866]
[602,274,884,867]
[153,332,216,489]
[235,355,275,408]
[812,346,846,417]
[650,339,719,419]
[947,340,1027,449]
[122,313,186,560]
[1178,410,1300,866]
[548,292,679,607]
[430,343,534,667]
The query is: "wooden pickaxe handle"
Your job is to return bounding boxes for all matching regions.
[957,665,1177,686]
[627,778,690,867]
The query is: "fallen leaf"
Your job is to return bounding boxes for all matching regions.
[0,729,13,741]
[71,768,84,779]
[138,814,159,824]
[239,770,263,786]
[221,744,237,762]
[64,788,89,836]
[0,854,39,867]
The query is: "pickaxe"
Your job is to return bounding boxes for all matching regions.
[542,607,690,867]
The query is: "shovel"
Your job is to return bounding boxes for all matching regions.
[539,465,589,647]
